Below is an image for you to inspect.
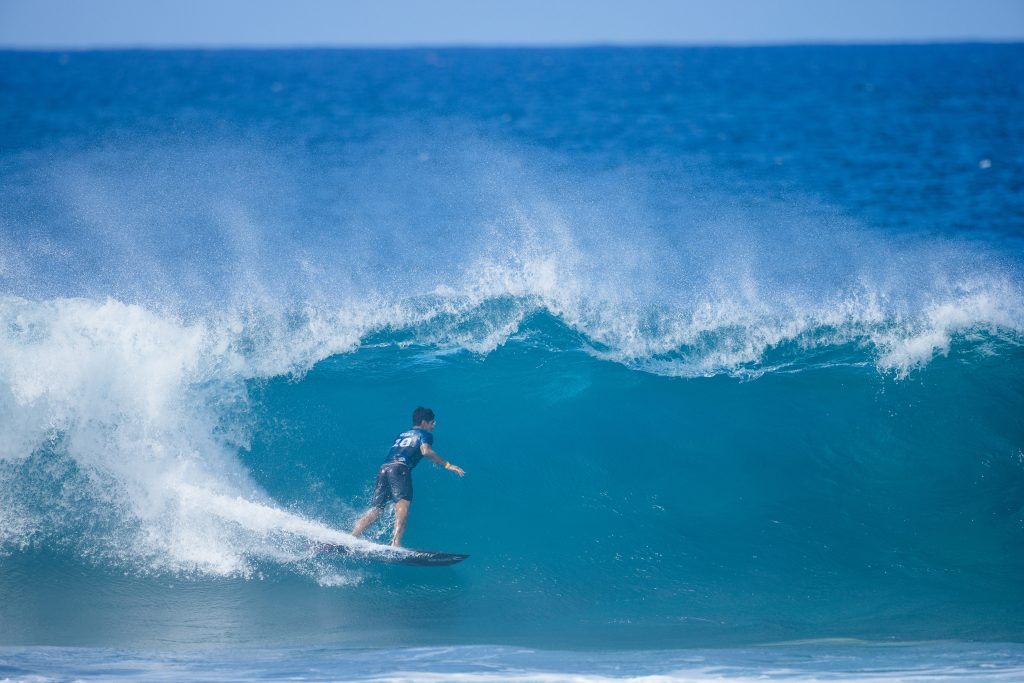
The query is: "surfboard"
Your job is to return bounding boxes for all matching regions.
[316,543,469,566]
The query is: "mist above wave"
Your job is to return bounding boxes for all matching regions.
[4,130,1022,378]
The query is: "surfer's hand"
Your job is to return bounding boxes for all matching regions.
[445,462,465,477]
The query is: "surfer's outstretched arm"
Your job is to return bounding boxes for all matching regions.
[421,443,465,477]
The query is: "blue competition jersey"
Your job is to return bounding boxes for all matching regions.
[383,428,434,469]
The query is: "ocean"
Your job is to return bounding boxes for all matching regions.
[1,45,1022,681]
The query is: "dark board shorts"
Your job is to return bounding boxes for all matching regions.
[371,462,413,508]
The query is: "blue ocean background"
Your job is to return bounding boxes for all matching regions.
[1,45,1023,680]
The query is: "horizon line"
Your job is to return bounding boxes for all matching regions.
[2,37,1023,52]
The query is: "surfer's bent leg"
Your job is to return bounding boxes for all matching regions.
[351,507,380,537]
[353,465,395,537]
[392,499,410,547]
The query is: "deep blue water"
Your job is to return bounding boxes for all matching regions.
[1,45,1023,679]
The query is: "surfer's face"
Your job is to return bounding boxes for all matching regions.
[419,419,437,433]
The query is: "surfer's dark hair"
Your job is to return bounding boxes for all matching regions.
[412,406,435,425]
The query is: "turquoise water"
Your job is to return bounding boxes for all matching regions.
[3,643,1024,682]
[0,45,1022,678]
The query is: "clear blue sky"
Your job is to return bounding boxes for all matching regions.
[1,0,1022,48]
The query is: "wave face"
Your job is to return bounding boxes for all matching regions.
[0,46,1023,649]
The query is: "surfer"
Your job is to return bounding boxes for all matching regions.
[351,406,465,547]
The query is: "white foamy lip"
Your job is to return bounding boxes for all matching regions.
[478,280,1023,380]
[423,239,1024,378]
[871,288,1022,377]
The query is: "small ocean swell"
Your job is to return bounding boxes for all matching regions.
[4,642,1024,682]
